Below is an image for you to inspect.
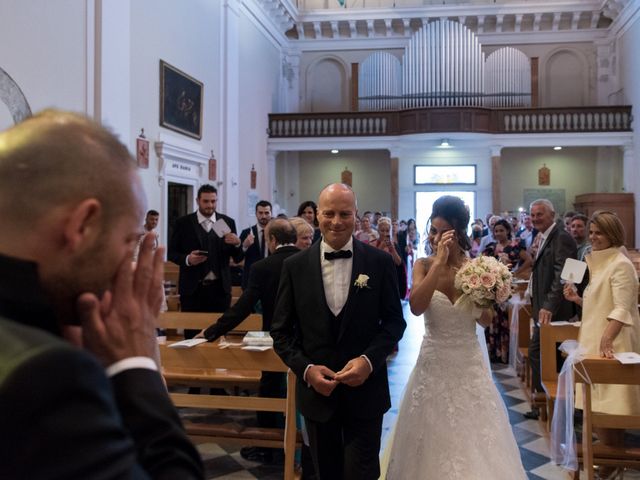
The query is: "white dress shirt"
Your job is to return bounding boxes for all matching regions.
[536,222,556,259]
[189,210,217,280]
[320,238,353,316]
[303,238,372,382]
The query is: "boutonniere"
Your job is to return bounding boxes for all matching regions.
[354,274,370,289]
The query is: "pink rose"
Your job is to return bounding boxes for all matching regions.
[467,274,480,289]
[480,272,496,289]
[496,284,511,303]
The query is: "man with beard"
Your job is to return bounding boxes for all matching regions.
[0,110,203,478]
[239,200,272,289]
[168,184,243,338]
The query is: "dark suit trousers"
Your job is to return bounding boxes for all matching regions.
[181,280,231,338]
[305,410,382,480]
[529,324,542,393]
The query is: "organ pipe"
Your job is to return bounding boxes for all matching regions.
[358,20,530,110]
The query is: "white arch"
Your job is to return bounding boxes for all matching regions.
[304,55,349,112]
[541,47,590,107]
[0,66,31,124]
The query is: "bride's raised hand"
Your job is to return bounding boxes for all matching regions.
[434,230,455,266]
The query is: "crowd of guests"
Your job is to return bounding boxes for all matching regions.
[2,110,637,479]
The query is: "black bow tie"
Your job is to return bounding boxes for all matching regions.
[324,250,352,261]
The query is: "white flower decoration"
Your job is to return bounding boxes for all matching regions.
[354,274,370,289]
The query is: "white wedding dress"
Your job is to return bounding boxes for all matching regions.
[385,290,527,479]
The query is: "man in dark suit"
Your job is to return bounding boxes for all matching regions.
[168,184,243,337]
[239,200,272,289]
[0,110,203,478]
[197,218,300,463]
[525,198,577,419]
[272,183,406,480]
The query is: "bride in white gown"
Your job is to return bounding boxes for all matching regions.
[385,196,526,480]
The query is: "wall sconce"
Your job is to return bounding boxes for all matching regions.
[438,139,451,149]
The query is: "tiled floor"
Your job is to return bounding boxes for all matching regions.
[191,303,639,479]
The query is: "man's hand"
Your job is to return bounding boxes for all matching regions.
[306,365,338,397]
[242,232,255,250]
[224,232,241,247]
[538,308,553,325]
[194,329,206,339]
[334,357,372,387]
[77,233,164,367]
[187,250,207,265]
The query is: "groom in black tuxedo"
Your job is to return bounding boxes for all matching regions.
[271,183,406,480]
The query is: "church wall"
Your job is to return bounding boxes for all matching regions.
[0,0,87,130]
[297,150,391,214]
[397,146,493,225]
[235,13,282,231]
[500,147,598,215]
[129,0,222,242]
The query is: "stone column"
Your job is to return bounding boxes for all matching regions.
[622,144,638,247]
[390,156,399,220]
[267,149,278,206]
[490,146,502,214]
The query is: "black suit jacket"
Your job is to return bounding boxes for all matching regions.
[0,254,203,479]
[204,245,300,341]
[168,212,243,296]
[239,225,265,290]
[271,239,406,423]
[531,224,577,322]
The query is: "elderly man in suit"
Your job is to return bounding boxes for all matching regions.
[239,200,272,289]
[0,110,203,478]
[525,198,577,420]
[197,217,300,463]
[272,183,406,480]
[168,184,243,337]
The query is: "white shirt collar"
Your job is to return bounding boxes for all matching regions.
[540,221,556,240]
[276,243,295,250]
[196,210,216,224]
[321,237,354,255]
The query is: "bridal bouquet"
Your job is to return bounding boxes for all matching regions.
[454,256,512,315]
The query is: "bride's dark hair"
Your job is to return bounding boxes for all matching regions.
[429,195,472,252]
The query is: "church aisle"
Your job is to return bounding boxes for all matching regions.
[192,302,640,479]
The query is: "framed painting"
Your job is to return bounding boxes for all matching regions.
[159,60,203,139]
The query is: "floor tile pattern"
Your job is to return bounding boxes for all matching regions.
[189,304,639,479]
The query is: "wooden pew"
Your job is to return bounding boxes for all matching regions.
[158,311,262,333]
[164,261,179,287]
[574,356,640,479]
[509,298,532,387]
[160,342,301,480]
[158,312,264,388]
[540,322,579,429]
[231,285,242,305]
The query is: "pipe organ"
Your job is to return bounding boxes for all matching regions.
[358,52,402,111]
[358,19,531,110]
[485,47,531,107]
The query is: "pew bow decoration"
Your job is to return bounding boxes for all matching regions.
[550,339,590,472]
